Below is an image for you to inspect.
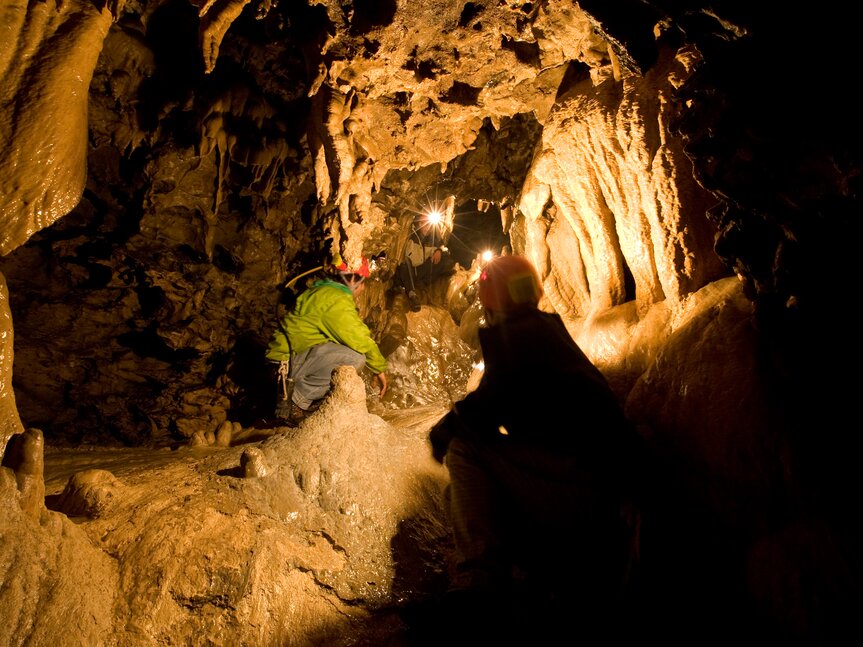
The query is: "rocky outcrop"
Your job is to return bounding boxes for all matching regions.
[518,43,726,323]
[3,366,452,646]
[0,0,113,255]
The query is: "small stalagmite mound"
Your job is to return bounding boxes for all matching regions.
[49,468,123,519]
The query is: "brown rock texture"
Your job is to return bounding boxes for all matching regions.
[0,0,113,255]
[0,1,861,644]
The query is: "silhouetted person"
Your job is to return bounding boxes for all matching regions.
[427,254,645,642]
[395,215,456,311]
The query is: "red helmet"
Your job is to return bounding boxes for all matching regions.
[478,255,542,313]
[335,255,370,278]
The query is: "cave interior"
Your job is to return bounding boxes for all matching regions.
[0,1,861,645]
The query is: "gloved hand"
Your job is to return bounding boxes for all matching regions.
[428,416,453,464]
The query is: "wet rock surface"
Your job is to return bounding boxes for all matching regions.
[1,1,861,644]
[6,368,452,646]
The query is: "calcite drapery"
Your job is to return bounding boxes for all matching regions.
[0,274,24,447]
[518,44,725,323]
[0,0,113,255]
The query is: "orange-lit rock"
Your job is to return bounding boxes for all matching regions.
[0,0,113,255]
[0,1,860,644]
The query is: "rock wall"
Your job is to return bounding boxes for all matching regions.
[518,44,726,323]
[0,0,113,255]
[0,274,24,447]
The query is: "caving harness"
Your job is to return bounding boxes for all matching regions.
[274,264,324,417]
[273,255,369,418]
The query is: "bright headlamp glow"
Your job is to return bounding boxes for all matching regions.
[425,209,443,226]
[481,250,494,263]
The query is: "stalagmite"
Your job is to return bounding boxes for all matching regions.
[50,469,122,519]
[215,419,233,447]
[0,428,44,517]
[241,447,268,478]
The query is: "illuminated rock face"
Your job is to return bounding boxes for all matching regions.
[0,0,726,448]
[0,1,861,645]
[0,275,24,444]
[0,0,113,256]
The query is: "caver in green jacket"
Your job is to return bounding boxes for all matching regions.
[266,279,387,375]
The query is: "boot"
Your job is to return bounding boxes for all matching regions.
[408,290,421,312]
[289,402,308,424]
[274,398,293,421]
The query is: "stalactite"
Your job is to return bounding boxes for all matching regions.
[195,0,253,74]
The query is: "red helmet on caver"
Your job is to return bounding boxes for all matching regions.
[334,255,370,278]
[478,255,543,313]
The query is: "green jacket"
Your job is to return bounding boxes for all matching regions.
[266,279,387,374]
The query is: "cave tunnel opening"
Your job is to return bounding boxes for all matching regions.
[448,200,510,269]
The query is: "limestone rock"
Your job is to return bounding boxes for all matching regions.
[625,277,781,528]
[0,476,117,646]
[50,468,123,519]
[189,431,208,447]
[0,273,25,447]
[0,0,113,255]
[0,374,451,646]
[240,447,268,478]
[215,419,233,447]
[1,428,45,517]
[0,1,859,643]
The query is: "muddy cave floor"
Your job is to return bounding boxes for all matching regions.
[38,400,656,647]
[38,407,751,647]
[33,293,769,647]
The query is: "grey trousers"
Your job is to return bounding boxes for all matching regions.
[288,342,365,409]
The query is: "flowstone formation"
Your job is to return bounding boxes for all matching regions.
[0,0,113,255]
[3,367,453,646]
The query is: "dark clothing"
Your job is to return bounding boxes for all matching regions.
[433,310,640,484]
[429,309,645,624]
[395,224,456,295]
[396,254,456,293]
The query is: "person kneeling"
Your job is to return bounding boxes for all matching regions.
[267,256,388,425]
